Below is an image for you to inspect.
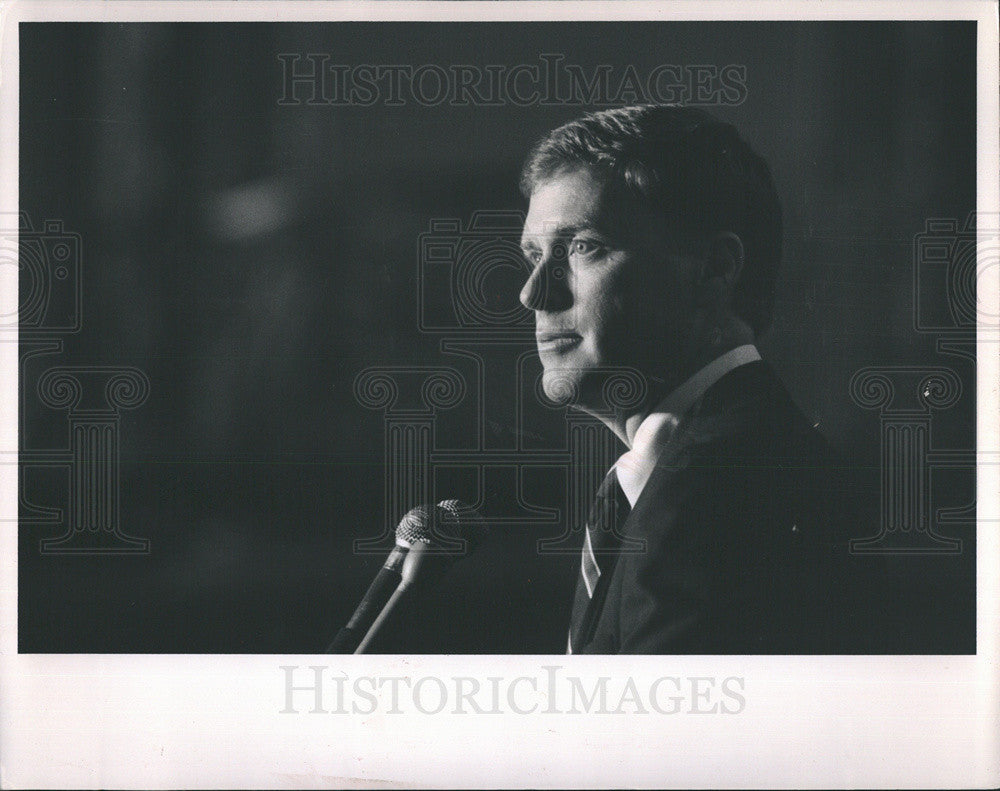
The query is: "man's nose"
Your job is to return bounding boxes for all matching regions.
[519,246,571,312]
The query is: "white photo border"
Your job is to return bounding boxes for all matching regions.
[1,2,997,789]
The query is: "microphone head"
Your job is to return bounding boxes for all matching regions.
[395,500,487,552]
[396,504,436,546]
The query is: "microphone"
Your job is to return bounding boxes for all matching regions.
[326,500,485,654]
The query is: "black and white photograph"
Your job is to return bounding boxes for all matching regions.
[1,1,997,788]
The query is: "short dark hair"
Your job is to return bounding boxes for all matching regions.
[519,105,782,335]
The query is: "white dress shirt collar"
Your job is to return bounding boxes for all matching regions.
[614,345,761,508]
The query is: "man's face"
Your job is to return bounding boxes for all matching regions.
[519,165,699,411]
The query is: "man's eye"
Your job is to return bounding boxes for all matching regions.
[523,249,542,265]
[571,239,601,256]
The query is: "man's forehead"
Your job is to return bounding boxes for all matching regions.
[521,167,649,244]
[522,168,618,238]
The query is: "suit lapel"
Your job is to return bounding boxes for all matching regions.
[578,361,777,650]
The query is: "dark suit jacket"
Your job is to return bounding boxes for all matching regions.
[577,359,892,654]
[358,359,910,655]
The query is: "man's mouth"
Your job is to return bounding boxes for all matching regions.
[536,331,582,353]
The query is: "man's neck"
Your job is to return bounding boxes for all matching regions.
[603,319,756,448]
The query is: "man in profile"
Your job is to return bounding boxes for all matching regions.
[518,104,886,654]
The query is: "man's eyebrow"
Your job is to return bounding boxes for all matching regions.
[521,221,605,247]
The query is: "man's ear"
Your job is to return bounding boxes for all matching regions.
[696,232,745,306]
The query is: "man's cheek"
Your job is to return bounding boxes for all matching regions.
[594,305,636,366]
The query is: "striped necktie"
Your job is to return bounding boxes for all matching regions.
[567,465,632,653]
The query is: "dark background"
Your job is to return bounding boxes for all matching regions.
[18,22,976,652]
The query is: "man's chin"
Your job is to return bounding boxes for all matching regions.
[541,364,650,414]
[540,367,606,411]
[540,367,585,407]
